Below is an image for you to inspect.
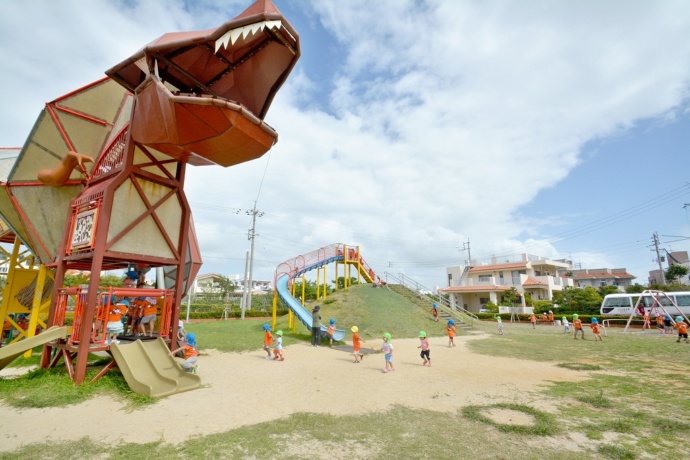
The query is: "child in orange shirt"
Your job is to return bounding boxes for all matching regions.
[431,304,439,322]
[2,314,13,343]
[674,316,689,343]
[326,318,336,347]
[139,296,158,338]
[351,326,365,363]
[589,317,603,342]
[170,332,200,374]
[655,315,664,334]
[106,300,127,345]
[445,319,456,347]
[530,314,537,329]
[262,323,273,359]
[642,313,651,330]
[572,314,585,340]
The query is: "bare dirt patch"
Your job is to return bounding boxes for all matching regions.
[0,333,586,452]
[483,408,536,426]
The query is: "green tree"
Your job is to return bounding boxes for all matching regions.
[292,279,320,300]
[598,285,620,298]
[664,265,689,284]
[215,276,240,304]
[501,287,521,306]
[552,286,602,314]
[99,273,123,287]
[626,283,646,294]
[334,276,359,289]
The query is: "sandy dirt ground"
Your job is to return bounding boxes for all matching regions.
[0,333,586,452]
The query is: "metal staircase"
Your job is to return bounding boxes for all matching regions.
[383,272,477,327]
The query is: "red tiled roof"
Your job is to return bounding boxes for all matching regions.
[572,272,635,280]
[522,276,547,287]
[469,262,529,272]
[439,285,513,294]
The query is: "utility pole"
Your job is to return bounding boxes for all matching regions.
[460,239,471,265]
[245,202,264,315]
[241,250,249,320]
[653,232,665,285]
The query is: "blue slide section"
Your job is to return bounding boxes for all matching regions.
[276,274,346,342]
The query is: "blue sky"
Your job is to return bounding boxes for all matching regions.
[1,0,689,290]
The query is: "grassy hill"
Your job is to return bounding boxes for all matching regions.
[304,284,447,341]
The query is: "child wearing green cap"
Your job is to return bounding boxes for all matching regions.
[273,330,284,361]
[382,333,395,373]
[573,314,585,340]
[495,315,503,335]
[418,331,431,366]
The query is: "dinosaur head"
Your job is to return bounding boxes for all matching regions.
[106,0,300,166]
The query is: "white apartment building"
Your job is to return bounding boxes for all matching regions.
[440,253,575,313]
[190,273,272,298]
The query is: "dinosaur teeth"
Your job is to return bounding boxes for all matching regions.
[214,20,292,53]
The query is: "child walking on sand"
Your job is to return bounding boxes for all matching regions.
[573,314,585,340]
[445,319,456,347]
[169,332,200,374]
[273,330,284,361]
[351,326,365,363]
[326,318,336,347]
[590,317,603,342]
[418,331,431,366]
[262,323,273,359]
[382,332,395,373]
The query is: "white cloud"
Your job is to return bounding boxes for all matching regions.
[1,0,689,286]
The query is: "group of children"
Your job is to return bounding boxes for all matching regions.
[256,309,689,374]
[103,296,158,345]
[262,323,284,361]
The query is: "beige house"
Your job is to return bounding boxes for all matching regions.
[440,254,574,313]
[571,268,635,291]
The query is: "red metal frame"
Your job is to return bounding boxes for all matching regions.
[56,287,174,347]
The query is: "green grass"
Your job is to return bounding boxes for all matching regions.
[2,285,690,459]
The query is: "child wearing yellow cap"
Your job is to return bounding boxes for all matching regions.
[351,326,365,363]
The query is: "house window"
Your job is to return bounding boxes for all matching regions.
[479,297,489,305]
[600,281,606,287]
[448,273,452,286]
[478,275,491,283]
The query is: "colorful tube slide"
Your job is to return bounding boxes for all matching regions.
[276,274,346,342]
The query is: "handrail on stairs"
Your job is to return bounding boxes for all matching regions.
[383,271,477,325]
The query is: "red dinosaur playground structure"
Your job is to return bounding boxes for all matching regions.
[0,0,300,385]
